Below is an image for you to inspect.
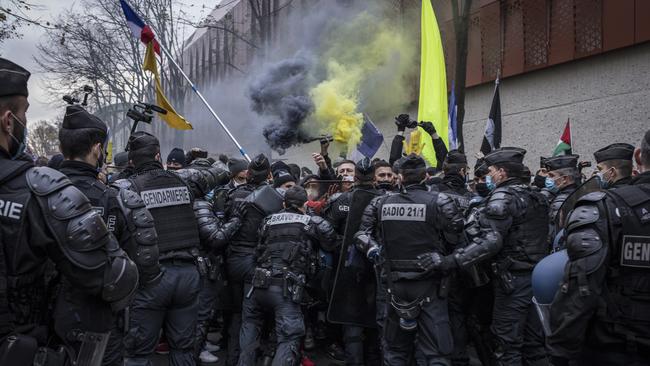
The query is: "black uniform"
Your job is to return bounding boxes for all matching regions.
[548,170,650,365]
[238,208,337,365]
[355,180,463,366]
[0,151,139,363]
[441,149,550,366]
[117,132,203,366]
[0,58,138,364]
[175,166,239,358]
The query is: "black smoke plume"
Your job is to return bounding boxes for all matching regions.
[248,56,314,155]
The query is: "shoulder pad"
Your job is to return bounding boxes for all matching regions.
[111,179,134,191]
[577,191,606,203]
[566,204,601,232]
[118,188,146,210]
[565,228,607,275]
[437,192,460,216]
[49,185,93,220]
[65,209,112,270]
[485,190,513,218]
[26,167,70,196]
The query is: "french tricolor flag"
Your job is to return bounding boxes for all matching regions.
[120,0,160,55]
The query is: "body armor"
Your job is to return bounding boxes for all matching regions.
[257,212,314,276]
[500,185,550,269]
[128,168,200,253]
[231,184,284,251]
[596,184,650,349]
[380,187,446,265]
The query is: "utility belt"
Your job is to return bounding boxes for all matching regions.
[159,248,209,276]
[388,278,447,332]
[490,257,532,294]
[247,267,306,304]
[228,242,257,255]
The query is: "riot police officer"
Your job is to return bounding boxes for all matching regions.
[226,154,283,365]
[547,130,650,365]
[0,57,138,364]
[175,164,238,363]
[355,154,463,365]
[57,105,162,365]
[116,131,203,366]
[421,148,550,366]
[430,150,472,201]
[593,143,635,189]
[238,186,337,365]
[542,154,580,247]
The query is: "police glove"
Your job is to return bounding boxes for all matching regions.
[416,252,457,273]
[418,121,437,136]
[395,114,411,132]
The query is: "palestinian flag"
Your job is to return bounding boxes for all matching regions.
[552,119,572,156]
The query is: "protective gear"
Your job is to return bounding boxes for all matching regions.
[548,176,650,361]
[531,250,568,336]
[485,175,496,192]
[129,167,200,254]
[26,167,109,270]
[231,184,284,252]
[239,208,336,366]
[101,237,140,311]
[194,200,240,251]
[545,176,559,194]
[354,183,460,363]
[114,188,161,286]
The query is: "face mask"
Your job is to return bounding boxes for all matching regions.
[485,175,497,192]
[475,182,491,197]
[533,174,546,189]
[544,177,559,194]
[233,179,245,187]
[306,188,319,200]
[8,112,28,159]
[596,171,609,189]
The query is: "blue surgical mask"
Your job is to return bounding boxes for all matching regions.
[596,171,609,189]
[545,177,559,194]
[485,175,496,192]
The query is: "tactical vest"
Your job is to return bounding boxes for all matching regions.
[0,159,47,327]
[599,183,650,347]
[380,188,445,263]
[258,212,312,276]
[232,185,283,250]
[502,186,550,269]
[130,169,199,253]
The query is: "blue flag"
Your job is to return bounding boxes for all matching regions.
[448,81,458,150]
[356,114,384,159]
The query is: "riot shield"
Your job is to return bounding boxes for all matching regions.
[327,188,380,328]
[554,176,601,230]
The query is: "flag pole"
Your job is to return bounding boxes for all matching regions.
[568,117,573,155]
[156,44,251,162]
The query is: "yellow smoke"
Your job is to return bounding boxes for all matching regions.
[310,12,417,147]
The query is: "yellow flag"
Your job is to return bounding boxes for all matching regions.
[143,42,193,130]
[417,0,448,166]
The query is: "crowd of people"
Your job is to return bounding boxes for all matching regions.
[1,56,649,366]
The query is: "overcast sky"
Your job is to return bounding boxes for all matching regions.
[0,0,220,122]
